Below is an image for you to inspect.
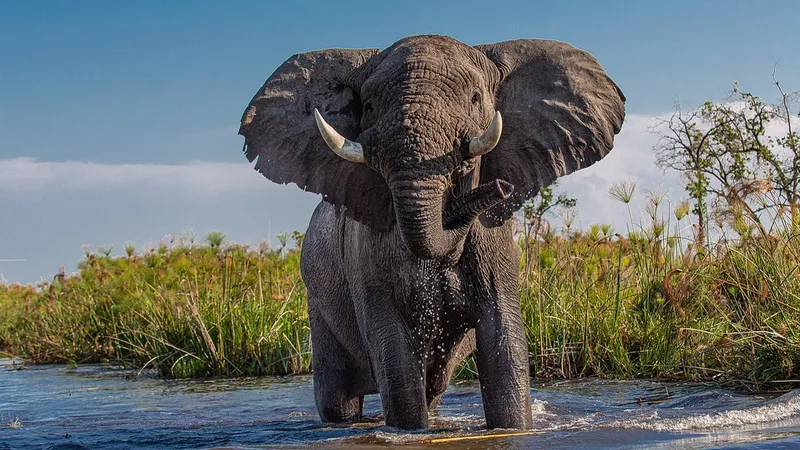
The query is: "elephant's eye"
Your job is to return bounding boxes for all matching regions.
[361,101,375,129]
[471,92,481,106]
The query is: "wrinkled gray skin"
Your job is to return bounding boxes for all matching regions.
[239,35,625,430]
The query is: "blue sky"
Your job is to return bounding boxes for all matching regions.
[1,1,798,283]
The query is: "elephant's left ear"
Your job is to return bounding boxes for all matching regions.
[475,39,626,226]
[239,48,396,231]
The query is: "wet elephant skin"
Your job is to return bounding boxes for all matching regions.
[239,35,625,430]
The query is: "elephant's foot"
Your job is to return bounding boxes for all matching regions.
[384,401,428,430]
[374,351,429,429]
[317,393,364,423]
[425,328,475,409]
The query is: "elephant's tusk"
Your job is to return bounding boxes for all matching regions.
[468,111,503,158]
[313,108,365,163]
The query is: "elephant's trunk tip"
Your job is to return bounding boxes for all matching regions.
[441,179,514,231]
[495,179,514,200]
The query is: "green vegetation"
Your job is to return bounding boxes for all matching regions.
[654,80,799,245]
[0,233,310,378]
[517,183,800,390]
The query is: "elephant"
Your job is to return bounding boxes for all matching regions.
[238,35,625,430]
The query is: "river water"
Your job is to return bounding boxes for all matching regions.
[3,359,800,449]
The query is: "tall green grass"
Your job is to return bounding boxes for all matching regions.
[516,185,800,390]
[0,235,310,377]
[1,208,799,389]
[518,225,800,388]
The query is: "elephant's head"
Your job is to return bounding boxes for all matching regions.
[239,35,625,260]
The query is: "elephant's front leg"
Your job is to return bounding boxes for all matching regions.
[367,320,428,429]
[475,293,533,429]
[467,229,533,430]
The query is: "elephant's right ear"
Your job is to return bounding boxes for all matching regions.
[239,48,395,231]
[475,39,626,227]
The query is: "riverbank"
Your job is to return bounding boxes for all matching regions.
[2,224,799,389]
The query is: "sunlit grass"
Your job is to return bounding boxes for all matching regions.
[514,186,800,390]
[0,234,310,377]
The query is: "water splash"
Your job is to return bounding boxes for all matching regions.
[614,390,800,432]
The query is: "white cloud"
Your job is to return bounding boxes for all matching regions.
[0,158,270,196]
[551,112,686,232]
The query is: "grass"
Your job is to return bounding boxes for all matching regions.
[518,223,800,390]
[515,183,800,390]
[0,235,310,378]
[1,207,799,390]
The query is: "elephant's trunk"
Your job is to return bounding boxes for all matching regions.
[443,179,514,229]
[391,175,513,260]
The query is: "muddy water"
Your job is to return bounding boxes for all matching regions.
[3,358,800,449]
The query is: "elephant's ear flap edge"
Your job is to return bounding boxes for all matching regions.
[238,48,396,231]
[475,39,626,227]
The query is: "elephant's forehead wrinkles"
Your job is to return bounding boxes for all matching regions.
[385,115,452,147]
[399,64,476,94]
[359,50,495,174]
[376,84,469,134]
[367,58,479,102]
[398,78,465,106]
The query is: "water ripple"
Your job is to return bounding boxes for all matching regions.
[3,360,800,449]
